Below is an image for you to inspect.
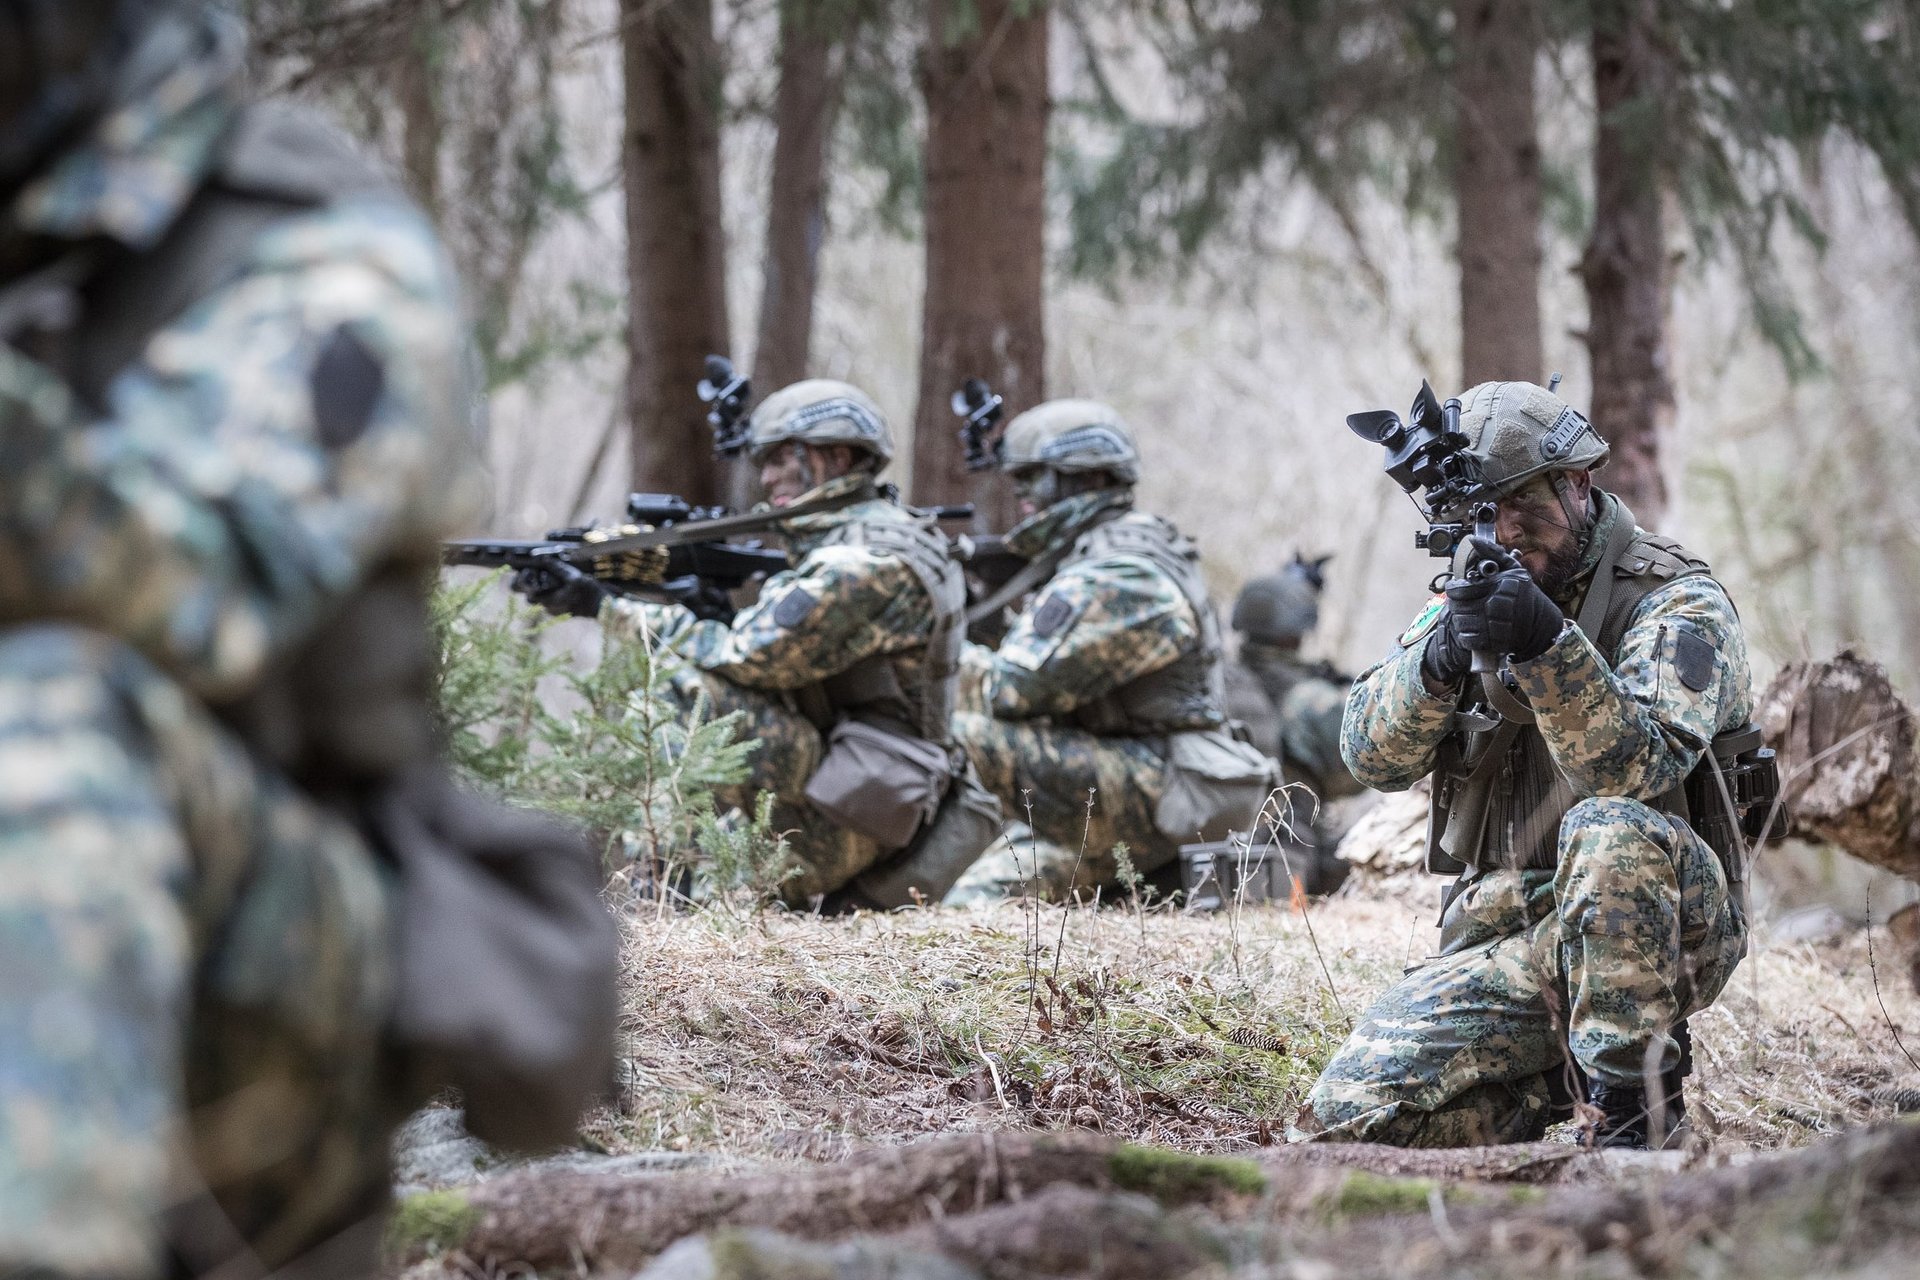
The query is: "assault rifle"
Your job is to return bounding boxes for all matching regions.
[442,493,793,622]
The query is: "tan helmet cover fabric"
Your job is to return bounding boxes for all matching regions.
[999,398,1141,483]
[1456,380,1609,498]
[747,378,895,465]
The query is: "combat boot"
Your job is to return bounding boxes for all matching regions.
[1588,1080,1687,1150]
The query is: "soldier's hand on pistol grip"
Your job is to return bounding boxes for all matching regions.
[1419,607,1474,691]
[1444,537,1564,663]
[512,561,609,619]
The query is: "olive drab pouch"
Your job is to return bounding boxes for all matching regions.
[1154,728,1279,844]
[851,759,1004,907]
[804,718,955,849]
[373,767,620,1152]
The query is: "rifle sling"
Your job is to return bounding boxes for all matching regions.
[558,485,870,561]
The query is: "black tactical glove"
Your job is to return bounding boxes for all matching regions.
[1444,538,1565,663]
[512,561,608,619]
[1418,606,1473,690]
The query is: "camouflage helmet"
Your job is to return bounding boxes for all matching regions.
[1456,380,1609,499]
[1231,557,1325,645]
[999,399,1140,485]
[746,378,894,466]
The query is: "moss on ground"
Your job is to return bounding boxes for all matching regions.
[1325,1170,1483,1219]
[1109,1143,1267,1202]
[386,1189,479,1258]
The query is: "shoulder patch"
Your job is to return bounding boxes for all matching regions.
[1399,597,1447,648]
[312,324,385,448]
[1032,592,1075,638]
[1672,625,1717,692]
[773,586,818,628]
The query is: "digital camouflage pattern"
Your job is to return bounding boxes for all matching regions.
[602,474,948,902]
[0,9,476,1274]
[1308,797,1744,1144]
[949,490,1219,902]
[1308,503,1753,1145]
[944,708,1171,902]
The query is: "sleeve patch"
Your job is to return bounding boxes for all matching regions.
[1672,625,1716,692]
[772,586,818,628]
[311,323,385,449]
[1398,597,1446,648]
[1032,592,1075,637]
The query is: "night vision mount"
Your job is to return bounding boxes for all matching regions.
[1349,380,1505,673]
[953,377,1006,471]
[700,354,753,457]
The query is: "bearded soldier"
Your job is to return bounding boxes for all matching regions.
[1305,380,1758,1150]
[524,380,1000,909]
[1224,556,1360,894]
[1,1,617,1274]
[944,400,1275,904]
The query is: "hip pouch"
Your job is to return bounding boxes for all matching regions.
[371,767,620,1152]
[1154,728,1279,843]
[805,718,955,849]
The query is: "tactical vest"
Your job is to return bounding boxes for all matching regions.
[4,102,444,790]
[1431,520,1715,872]
[1059,512,1228,736]
[806,510,968,747]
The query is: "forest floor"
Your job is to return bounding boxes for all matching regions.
[391,881,1920,1279]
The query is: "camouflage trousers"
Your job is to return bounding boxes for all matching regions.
[0,626,405,1277]
[661,667,886,904]
[1306,796,1746,1146]
[945,711,1176,904]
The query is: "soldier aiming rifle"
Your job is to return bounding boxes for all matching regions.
[1305,377,1781,1151]
[508,357,1003,910]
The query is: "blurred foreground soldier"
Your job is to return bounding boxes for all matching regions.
[1224,555,1358,895]
[1306,381,1755,1150]
[0,3,616,1274]
[945,400,1275,904]
[534,380,1000,909]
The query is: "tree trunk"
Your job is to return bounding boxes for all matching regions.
[1756,650,1920,882]
[1580,0,1673,524]
[752,1,846,395]
[913,0,1049,528]
[1453,0,1542,387]
[397,21,442,216]
[621,0,731,504]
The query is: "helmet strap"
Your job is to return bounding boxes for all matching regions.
[1550,472,1592,537]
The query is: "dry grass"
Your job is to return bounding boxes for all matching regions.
[586,889,1920,1169]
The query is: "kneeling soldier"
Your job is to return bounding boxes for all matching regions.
[946,400,1274,904]
[1307,380,1756,1149]
[528,381,999,908]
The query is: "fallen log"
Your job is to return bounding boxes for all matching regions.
[419,1132,1267,1271]
[1756,649,1920,880]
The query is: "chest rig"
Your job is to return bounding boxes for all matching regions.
[802,508,968,747]
[3,102,442,791]
[1060,511,1227,736]
[1430,510,1715,873]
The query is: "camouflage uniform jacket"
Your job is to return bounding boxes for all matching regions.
[0,10,476,1273]
[974,489,1227,736]
[1341,492,1753,877]
[604,473,965,745]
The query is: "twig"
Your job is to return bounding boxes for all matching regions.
[1256,787,1350,1030]
[1050,789,1097,992]
[1866,882,1920,1074]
